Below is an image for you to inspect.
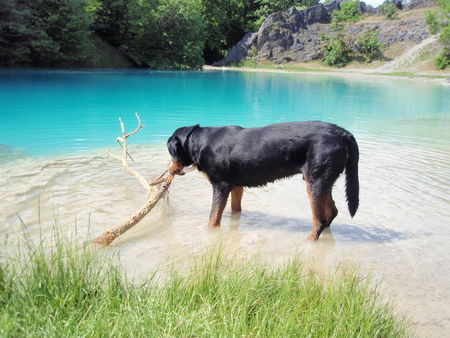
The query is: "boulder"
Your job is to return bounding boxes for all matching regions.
[213,33,258,66]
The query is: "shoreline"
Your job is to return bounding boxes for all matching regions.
[203,65,450,85]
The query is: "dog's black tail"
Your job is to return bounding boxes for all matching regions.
[345,133,359,217]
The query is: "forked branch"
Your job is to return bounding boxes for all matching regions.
[94,114,174,245]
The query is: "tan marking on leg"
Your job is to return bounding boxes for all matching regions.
[208,199,228,227]
[231,186,243,213]
[324,190,338,227]
[208,209,223,227]
[305,181,327,241]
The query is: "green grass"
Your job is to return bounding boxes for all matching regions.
[228,60,450,79]
[232,59,329,72]
[0,236,409,337]
[367,71,450,79]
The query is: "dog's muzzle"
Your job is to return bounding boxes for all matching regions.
[168,161,185,176]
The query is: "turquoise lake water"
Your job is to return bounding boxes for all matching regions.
[1,70,450,336]
[0,69,449,157]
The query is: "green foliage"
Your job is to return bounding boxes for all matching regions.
[434,48,449,69]
[0,0,92,67]
[440,25,450,46]
[331,0,362,31]
[356,30,384,63]
[437,0,450,14]
[321,34,352,67]
[426,11,440,34]
[92,0,131,47]
[0,0,36,66]
[0,236,409,336]
[380,1,398,20]
[428,0,450,69]
[125,0,205,69]
[200,0,248,63]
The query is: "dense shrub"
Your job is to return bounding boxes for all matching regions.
[331,0,362,31]
[427,0,450,69]
[426,11,440,34]
[322,34,353,67]
[356,30,384,62]
[380,1,398,20]
[435,49,449,69]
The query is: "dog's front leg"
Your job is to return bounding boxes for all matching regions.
[208,182,231,227]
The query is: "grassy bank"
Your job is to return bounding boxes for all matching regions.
[222,59,450,80]
[0,237,409,337]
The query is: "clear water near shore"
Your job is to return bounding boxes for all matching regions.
[0,70,449,336]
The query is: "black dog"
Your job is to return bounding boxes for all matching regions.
[167,121,359,240]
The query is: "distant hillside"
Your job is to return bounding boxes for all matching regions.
[215,0,443,72]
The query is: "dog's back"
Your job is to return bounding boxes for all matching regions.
[190,121,351,187]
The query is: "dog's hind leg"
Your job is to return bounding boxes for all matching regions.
[305,180,329,240]
[231,186,244,213]
[324,190,338,228]
[208,182,232,227]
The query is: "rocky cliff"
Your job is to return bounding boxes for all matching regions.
[214,0,436,66]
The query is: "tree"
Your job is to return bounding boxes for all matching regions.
[201,0,249,63]
[0,0,92,67]
[0,0,36,66]
[30,0,93,67]
[331,0,362,31]
[92,0,132,47]
[126,0,206,69]
[356,30,384,63]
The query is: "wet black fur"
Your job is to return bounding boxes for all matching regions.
[167,121,359,224]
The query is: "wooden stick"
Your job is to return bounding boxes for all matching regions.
[94,175,174,245]
[94,113,174,246]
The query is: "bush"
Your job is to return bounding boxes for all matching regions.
[429,0,450,69]
[434,48,449,69]
[322,34,353,67]
[426,11,440,34]
[331,0,362,31]
[440,25,450,46]
[380,1,398,20]
[356,30,384,63]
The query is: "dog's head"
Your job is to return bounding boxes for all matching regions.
[167,124,199,175]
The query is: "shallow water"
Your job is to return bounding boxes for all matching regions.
[1,70,449,336]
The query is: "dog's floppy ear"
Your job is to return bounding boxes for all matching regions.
[167,124,199,166]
